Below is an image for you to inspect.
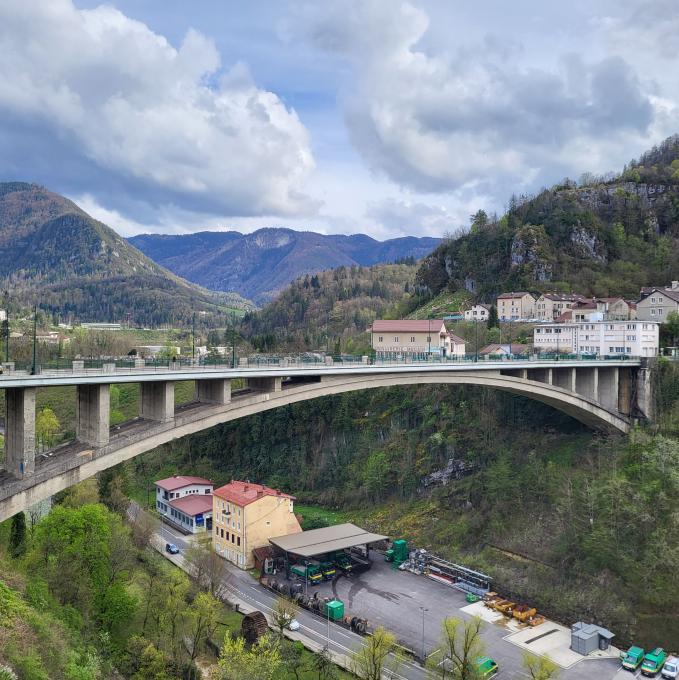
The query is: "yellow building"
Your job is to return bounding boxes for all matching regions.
[212,480,302,569]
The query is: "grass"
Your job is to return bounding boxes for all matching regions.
[407,290,472,319]
[295,504,350,529]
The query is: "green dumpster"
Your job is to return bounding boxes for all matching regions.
[325,600,344,621]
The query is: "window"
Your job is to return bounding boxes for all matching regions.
[237,537,241,547]
[378,336,383,342]
[394,336,399,342]
[410,336,416,342]
[225,531,229,540]
[659,308,663,316]
[651,309,656,315]
[231,534,235,544]
[651,297,656,303]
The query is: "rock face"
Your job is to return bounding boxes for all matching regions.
[510,224,554,282]
[130,229,440,304]
[569,227,606,263]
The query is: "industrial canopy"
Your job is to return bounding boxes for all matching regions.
[269,523,388,558]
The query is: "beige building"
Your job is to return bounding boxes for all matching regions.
[213,480,301,569]
[371,319,466,358]
[496,292,536,321]
[534,293,588,321]
[637,283,679,323]
[464,304,491,322]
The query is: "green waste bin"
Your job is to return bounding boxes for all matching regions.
[325,600,344,621]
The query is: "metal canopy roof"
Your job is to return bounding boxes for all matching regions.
[269,523,388,557]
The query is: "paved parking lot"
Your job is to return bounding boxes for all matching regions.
[296,556,622,679]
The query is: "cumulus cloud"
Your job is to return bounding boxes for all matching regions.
[0,0,317,218]
[366,198,470,237]
[294,0,663,195]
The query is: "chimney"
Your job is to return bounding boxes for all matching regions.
[243,485,249,492]
[257,490,263,497]
[671,281,679,290]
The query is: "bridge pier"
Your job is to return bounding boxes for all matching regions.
[247,377,282,392]
[597,368,619,412]
[576,367,598,401]
[140,381,175,422]
[617,368,632,415]
[196,378,231,404]
[76,384,110,447]
[635,360,654,420]
[528,368,553,385]
[553,367,576,391]
[5,387,36,478]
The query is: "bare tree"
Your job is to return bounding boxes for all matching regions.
[427,617,484,680]
[185,536,229,597]
[271,596,299,637]
[350,626,400,680]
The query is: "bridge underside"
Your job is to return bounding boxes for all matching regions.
[0,367,639,522]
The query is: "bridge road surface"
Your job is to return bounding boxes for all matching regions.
[151,516,623,680]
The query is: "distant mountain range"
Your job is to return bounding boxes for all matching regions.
[0,182,241,325]
[129,229,440,304]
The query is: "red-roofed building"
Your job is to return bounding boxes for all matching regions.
[369,319,465,358]
[213,481,301,569]
[166,494,213,534]
[155,475,214,533]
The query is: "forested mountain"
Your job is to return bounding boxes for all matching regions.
[0,183,243,325]
[129,228,439,304]
[417,135,679,300]
[241,263,422,353]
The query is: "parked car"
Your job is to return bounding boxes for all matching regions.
[288,618,300,632]
[662,656,679,679]
[165,543,179,554]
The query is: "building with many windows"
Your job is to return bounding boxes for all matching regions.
[636,283,679,322]
[533,321,659,357]
[496,292,536,321]
[370,320,465,358]
[212,480,302,569]
[155,475,214,534]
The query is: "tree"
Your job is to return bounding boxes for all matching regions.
[487,305,498,329]
[271,596,299,637]
[8,511,27,558]
[35,407,60,450]
[187,592,220,665]
[313,647,339,680]
[522,652,560,679]
[350,626,399,680]
[185,537,228,597]
[279,640,308,680]
[212,633,281,680]
[132,643,172,680]
[663,310,679,348]
[426,617,484,680]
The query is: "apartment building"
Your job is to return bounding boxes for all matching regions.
[371,320,466,357]
[534,293,589,321]
[637,283,679,322]
[533,321,659,357]
[212,480,302,569]
[496,292,535,321]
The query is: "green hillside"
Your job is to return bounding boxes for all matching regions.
[417,135,679,301]
[0,183,246,326]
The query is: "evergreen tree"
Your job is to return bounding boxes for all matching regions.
[8,511,27,558]
[487,304,499,329]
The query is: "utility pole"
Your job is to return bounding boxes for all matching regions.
[31,305,38,375]
[420,606,428,662]
[428,316,431,358]
[475,319,479,362]
[231,311,237,369]
[2,290,8,363]
[192,312,196,363]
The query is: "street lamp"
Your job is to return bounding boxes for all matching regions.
[420,606,429,662]
[474,319,479,362]
[2,290,8,364]
[31,305,38,375]
[428,316,431,359]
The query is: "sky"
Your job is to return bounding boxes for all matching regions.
[0,0,677,239]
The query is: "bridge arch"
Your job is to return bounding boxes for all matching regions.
[0,369,629,521]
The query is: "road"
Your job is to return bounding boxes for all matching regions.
[154,517,426,680]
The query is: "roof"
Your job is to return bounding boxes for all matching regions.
[169,494,213,516]
[447,333,465,344]
[155,475,213,491]
[480,343,531,355]
[497,291,533,299]
[268,522,388,557]
[371,319,446,333]
[540,293,588,302]
[214,480,294,507]
[639,287,679,304]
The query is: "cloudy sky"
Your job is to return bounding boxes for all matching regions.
[0,0,677,239]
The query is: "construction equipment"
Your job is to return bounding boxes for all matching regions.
[512,604,537,622]
[319,561,337,580]
[621,646,645,672]
[492,599,516,615]
[333,551,353,573]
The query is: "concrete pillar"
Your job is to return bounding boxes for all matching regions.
[597,368,619,411]
[618,368,632,415]
[575,367,598,401]
[140,381,175,422]
[528,368,552,385]
[76,384,110,447]
[246,377,282,392]
[196,378,231,404]
[634,361,654,421]
[553,367,576,392]
[5,387,36,478]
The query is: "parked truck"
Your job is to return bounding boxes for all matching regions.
[621,646,645,672]
[290,563,322,584]
[642,648,667,677]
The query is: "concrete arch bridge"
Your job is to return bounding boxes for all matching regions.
[0,357,654,521]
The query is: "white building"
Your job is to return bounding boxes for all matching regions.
[533,321,659,357]
[155,475,214,534]
[464,304,491,322]
[0,309,5,322]
[371,320,466,358]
